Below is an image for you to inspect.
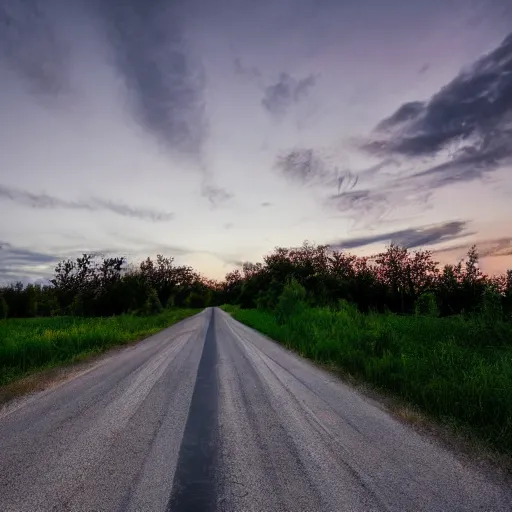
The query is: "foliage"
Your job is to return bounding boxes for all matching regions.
[218,242,511,319]
[0,254,223,319]
[1,241,510,323]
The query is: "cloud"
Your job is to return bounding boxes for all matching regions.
[418,63,430,75]
[275,148,332,185]
[276,149,402,224]
[234,57,261,81]
[327,188,391,221]
[365,32,512,188]
[0,241,57,265]
[92,0,207,157]
[200,181,234,207]
[262,72,317,116]
[434,236,512,258]
[0,184,174,222]
[0,241,59,284]
[261,201,272,207]
[0,0,71,98]
[330,221,473,250]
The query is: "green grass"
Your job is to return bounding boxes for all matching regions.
[222,304,512,454]
[0,309,200,385]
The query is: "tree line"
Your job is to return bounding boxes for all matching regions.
[1,242,511,320]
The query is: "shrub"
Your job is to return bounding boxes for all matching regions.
[479,284,503,325]
[275,278,307,325]
[143,288,163,315]
[414,292,439,317]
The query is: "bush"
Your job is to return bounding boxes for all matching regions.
[479,284,503,325]
[414,292,439,317]
[275,278,307,325]
[142,288,163,315]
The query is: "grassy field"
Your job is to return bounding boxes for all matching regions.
[0,309,199,386]
[222,303,512,455]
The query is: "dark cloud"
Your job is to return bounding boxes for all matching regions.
[0,0,70,98]
[405,143,510,189]
[376,101,426,131]
[262,72,317,116]
[92,0,207,157]
[0,184,174,222]
[261,201,272,207]
[366,32,512,188]
[330,221,473,250]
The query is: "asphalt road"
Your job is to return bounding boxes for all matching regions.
[0,308,510,512]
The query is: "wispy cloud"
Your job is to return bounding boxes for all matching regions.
[0,184,174,222]
[330,221,473,250]
[326,189,392,223]
[234,57,261,81]
[91,0,207,158]
[200,180,234,207]
[434,236,512,258]
[0,241,59,284]
[275,148,335,186]
[262,72,317,116]
[0,0,71,99]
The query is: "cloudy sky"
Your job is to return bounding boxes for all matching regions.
[1,0,511,283]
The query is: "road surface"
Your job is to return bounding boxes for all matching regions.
[0,308,510,511]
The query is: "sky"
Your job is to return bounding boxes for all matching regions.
[0,0,511,283]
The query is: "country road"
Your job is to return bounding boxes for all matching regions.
[0,308,510,512]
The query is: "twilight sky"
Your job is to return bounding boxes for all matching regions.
[1,0,511,283]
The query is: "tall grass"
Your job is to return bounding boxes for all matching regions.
[0,309,199,385]
[223,303,512,454]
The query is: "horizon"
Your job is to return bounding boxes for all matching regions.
[1,0,511,283]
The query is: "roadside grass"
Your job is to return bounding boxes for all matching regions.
[0,309,200,386]
[221,303,512,455]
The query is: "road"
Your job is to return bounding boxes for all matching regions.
[0,308,510,511]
